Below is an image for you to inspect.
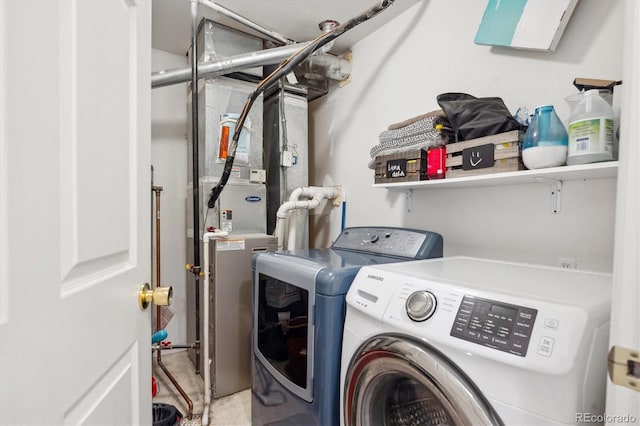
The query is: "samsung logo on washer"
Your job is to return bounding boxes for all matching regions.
[245,195,262,202]
[367,274,384,282]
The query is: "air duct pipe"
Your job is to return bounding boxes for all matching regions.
[152,42,310,88]
[152,43,352,89]
[275,186,340,250]
[198,0,293,46]
[201,230,229,426]
[305,53,352,81]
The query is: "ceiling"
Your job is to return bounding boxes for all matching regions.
[152,0,420,59]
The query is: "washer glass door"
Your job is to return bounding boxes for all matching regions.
[344,335,503,426]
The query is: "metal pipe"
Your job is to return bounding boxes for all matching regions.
[278,79,288,206]
[307,53,351,81]
[152,0,393,89]
[157,360,194,419]
[153,344,197,351]
[198,0,293,46]
[152,42,309,89]
[153,186,163,343]
[317,19,339,53]
[152,185,194,420]
[189,0,203,377]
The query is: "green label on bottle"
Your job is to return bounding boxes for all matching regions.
[568,118,613,155]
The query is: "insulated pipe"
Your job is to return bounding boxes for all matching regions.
[275,186,340,250]
[198,0,293,46]
[201,230,229,426]
[152,42,309,89]
[189,0,203,377]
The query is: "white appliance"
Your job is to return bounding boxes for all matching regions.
[340,256,612,425]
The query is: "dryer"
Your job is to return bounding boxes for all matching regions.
[252,227,443,426]
[341,256,612,425]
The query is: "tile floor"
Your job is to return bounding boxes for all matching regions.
[152,351,251,426]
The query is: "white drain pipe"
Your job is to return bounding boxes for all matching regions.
[201,230,229,426]
[275,186,340,250]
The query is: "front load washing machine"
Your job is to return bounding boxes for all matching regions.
[340,256,612,425]
[251,227,443,426]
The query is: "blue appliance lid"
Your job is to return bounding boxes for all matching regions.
[264,248,410,296]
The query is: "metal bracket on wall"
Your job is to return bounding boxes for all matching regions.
[534,177,563,214]
[405,189,413,213]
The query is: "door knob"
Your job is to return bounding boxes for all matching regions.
[138,282,173,310]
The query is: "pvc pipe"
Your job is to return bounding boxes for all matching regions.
[201,230,229,426]
[275,186,339,250]
[275,217,287,251]
[198,0,293,46]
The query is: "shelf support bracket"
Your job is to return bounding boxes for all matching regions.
[534,177,562,214]
[405,189,413,213]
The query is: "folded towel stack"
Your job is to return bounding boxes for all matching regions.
[368,110,451,169]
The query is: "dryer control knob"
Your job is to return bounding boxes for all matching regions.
[365,234,379,243]
[406,291,437,322]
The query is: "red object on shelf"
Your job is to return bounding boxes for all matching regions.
[427,145,446,179]
[152,376,159,397]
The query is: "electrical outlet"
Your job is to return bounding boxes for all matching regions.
[557,257,577,269]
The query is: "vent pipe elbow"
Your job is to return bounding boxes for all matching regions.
[306,53,351,81]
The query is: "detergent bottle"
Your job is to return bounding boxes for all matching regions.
[567,89,614,165]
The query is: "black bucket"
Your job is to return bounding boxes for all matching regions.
[152,403,182,426]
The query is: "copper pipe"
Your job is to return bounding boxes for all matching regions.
[157,359,194,419]
[152,185,194,419]
[153,186,163,341]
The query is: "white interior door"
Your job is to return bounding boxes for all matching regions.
[606,1,640,422]
[0,1,152,424]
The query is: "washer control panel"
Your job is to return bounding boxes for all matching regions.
[450,295,538,357]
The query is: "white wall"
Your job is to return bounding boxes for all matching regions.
[310,0,624,272]
[151,49,188,346]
